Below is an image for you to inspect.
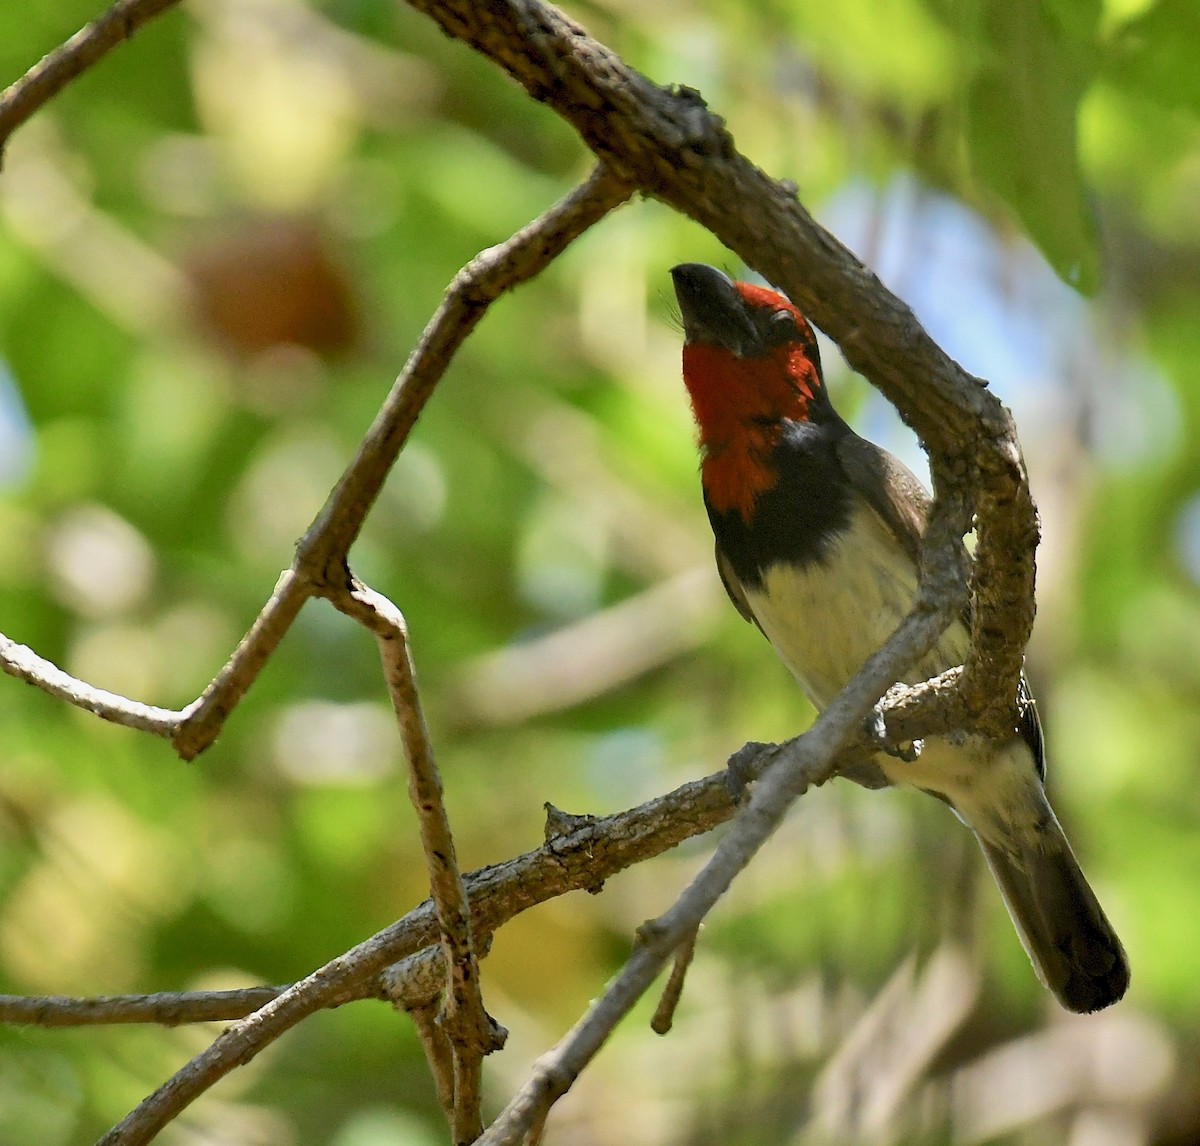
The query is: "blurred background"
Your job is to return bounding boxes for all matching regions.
[0,0,1197,1142]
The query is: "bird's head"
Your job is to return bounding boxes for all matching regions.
[671,263,827,520]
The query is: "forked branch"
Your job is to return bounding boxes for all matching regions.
[172,162,633,758]
[403,0,1037,735]
[94,759,744,1144]
[0,164,632,760]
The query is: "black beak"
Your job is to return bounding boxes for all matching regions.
[670,263,760,357]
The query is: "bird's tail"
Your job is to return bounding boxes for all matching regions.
[977,814,1129,1013]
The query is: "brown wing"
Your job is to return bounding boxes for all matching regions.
[835,432,930,565]
[715,540,756,625]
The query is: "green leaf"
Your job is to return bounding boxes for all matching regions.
[965,0,1102,293]
[1104,0,1200,115]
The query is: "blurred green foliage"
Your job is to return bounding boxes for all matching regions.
[1,0,1198,1142]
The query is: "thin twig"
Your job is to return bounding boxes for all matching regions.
[0,988,284,1028]
[409,1001,458,1117]
[0,948,473,1033]
[295,163,634,576]
[95,756,739,1143]
[171,569,309,760]
[0,0,183,159]
[650,925,699,1036]
[0,633,182,736]
[332,580,503,1143]
[85,648,960,1141]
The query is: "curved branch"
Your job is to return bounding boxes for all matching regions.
[403,0,1037,732]
[172,163,633,759]
[0,0,183,160]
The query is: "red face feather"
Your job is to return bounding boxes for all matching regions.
[681,282,821,521]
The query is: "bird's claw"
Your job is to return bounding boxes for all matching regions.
[866,697,923,763]
[725,740,780,803]
[892,738,923,763]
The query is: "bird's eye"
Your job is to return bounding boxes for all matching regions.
[766,309,797,342]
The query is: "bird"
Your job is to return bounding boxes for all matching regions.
[670,261,1129,1013]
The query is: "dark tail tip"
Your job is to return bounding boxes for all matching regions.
[980,838,1130,1013]
[1057,916,1130,1014]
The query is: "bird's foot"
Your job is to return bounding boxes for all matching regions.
[867,688,923,763]
[890,738,924,763]
[725,740,780,803]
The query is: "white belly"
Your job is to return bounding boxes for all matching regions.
[743,504,968,709]
[740,504,1039,847]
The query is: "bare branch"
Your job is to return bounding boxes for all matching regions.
[0,0,183,160]
[409,1001,458,1120]
[295,163,634,580]
[331,580,504,1142]
[96,757,739,1143]
[0,988,283,1028]
[960,450,1039,727]
[403,0,1036,734]
[0,633,182,736]
[173,163,632,761]
[475,497,970,1144]
[0,163,630,762]
[172,569,309,760]
[0,948,469,1033]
